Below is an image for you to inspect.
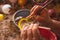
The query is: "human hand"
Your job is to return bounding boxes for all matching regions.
[20,24,44,40]
[27,5,52,26]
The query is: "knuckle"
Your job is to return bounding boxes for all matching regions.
[33,27,37,31]
[32,27,38,32]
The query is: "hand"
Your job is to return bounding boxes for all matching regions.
[20,24,43,40]
[27,5,52,26]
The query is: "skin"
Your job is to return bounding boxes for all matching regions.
[20,5,60,40]
[20,24,43,40]
[27,5,52,27]
[26,5,60,39]
[27,5,60,29]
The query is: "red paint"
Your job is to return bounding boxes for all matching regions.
[38,28,57,40]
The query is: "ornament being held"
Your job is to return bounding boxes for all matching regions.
[2,4,12,14]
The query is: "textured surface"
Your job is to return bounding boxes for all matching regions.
[0,15,20,40]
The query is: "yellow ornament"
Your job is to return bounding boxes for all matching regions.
[17,16,32,30]
[18,18,28,30]
[0,14,4,21]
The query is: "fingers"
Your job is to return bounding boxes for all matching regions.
[20,24,41,40]
[30,5,37,12]
[27,5,49,19]
[20,24,33,40]
[20,26,28,40]
[27,5,40,18]
[32,24,40,40]
[27,24,33,40]
[33,15,45,22]
[31,5,41,15]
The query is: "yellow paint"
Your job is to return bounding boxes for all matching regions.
[17,16,33,30]
[18,18,28,30]
[0,14,4,21]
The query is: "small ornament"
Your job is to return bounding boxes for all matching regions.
[2,4,11,14]
[48,9,54,16]
[0,14,4,21]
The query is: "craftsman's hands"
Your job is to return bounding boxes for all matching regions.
[20,24,41,40]
[27,5,52,26]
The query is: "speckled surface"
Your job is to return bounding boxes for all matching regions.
[0,15,20,40]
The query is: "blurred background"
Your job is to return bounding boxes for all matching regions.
[0,0,60,40]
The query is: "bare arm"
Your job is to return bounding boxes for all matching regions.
[50,20,60,29]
